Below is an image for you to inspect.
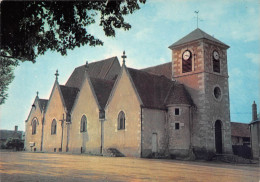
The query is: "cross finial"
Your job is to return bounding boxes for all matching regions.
[36,91,39,97]
[85,61,89,71]
[55,69,59,80]
[194,11,199,28]
[121,50,127,65]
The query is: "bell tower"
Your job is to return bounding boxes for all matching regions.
[169,28,232,155]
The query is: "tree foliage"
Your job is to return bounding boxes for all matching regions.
[1,0,145,62]
[0,0,145,104]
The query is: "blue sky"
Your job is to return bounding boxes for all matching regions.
[1,0,259,131]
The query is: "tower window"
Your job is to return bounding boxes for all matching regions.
[214,86,221,100]
[118,111,125,130]
[175,123,180,130]
[182,50,192,73]
[175,108,180,115]
[213,50,220,73]
[213,60,220,73]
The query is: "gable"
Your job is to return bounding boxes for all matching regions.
[26,97,43,122]
[45,83,66,114]
[105,66,142,110]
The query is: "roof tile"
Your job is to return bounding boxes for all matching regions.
[169,28,229,49]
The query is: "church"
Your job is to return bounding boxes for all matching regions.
[24,28,233,159]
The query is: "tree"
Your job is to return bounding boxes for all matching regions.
[0,0,146,104]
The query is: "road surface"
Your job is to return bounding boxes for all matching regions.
[0,151,259,182]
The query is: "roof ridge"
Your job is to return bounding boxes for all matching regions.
[128,67,171,81]
[102,57,118,79]
[141,62,171,70]
[75,56,117,69]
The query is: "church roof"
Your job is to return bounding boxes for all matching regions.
[128,68,173,109]
[141,62,172,80]
[38,99,48,112]
[231,122,250,138]
[90,77,115,109]
[66,57,120,89]
[0,130,23,140]
[59,85,79,113]
[169,28,229,49]
[165,83,193,106]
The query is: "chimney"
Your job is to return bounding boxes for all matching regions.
[252,101,257,121]
[15,125,18,132]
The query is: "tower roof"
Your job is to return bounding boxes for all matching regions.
[169,28,229,49]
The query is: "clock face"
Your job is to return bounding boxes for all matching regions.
[213,51,219,60]
[182,50,191,61]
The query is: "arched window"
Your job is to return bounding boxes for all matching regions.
[51,119,57,135]
[32,118,37,135]
[118,111,125,130]
[213,50,220,73]
[182,50,192,73]
[80,115,87,132]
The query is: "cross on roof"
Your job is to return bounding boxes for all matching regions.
[121,51,127,65]
[55,69,59,80]
[194,11,199,28]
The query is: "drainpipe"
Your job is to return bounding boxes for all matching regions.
[189,105,192,151]
[40,116,44,151]
[140,105,143,158]
[60,113,65,152]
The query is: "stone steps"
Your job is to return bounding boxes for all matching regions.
[105,148,124,157]
[212,154,255,164]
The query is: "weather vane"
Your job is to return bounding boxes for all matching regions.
[194,11,199,28]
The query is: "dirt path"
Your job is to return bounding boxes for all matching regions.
[0,151,259,182]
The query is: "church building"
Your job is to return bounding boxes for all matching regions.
[25,28,233,159]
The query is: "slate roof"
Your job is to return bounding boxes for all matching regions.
[128,68,173,109]
[38,99,48,112]
[231,122,250,138]
[59,85,79,113]
[0,130,23,140]
[90,77,115,109]
[169,28,229,49]
[66,57,120,89]
[165,83,193,106]
[141,62,172,80]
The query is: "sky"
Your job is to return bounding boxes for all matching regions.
[0,0,259,131]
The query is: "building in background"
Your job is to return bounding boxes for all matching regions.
[0,126,23,148]
[231,122,250,146]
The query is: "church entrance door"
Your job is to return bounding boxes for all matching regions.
[152,133,158,153]
[215,120,223,154]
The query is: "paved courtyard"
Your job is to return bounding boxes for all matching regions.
[0,151,259,182]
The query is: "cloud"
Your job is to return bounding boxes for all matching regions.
[246,53,260,65]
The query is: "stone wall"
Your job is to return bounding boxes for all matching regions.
[42,83,65,152]
[69,76,101,154]
[167,105,191,158]
[171,40,232,157]
[104,68,141,157]
[25,98,43,152]
[141,108,166,157]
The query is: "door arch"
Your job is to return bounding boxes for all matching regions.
[215,120,223,154]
